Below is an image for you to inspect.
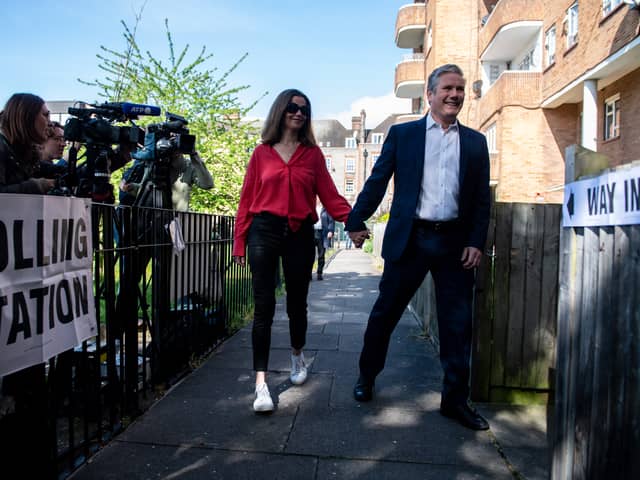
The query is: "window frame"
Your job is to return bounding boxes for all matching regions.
[345,157,356,173]
[603,93,621,141]
[345,179,354,194]
[544,25,556,67]
[485,123,498,153]
[345,137,357,149]
[566,2,579,49]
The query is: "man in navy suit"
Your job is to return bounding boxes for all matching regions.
[346,64,491,430]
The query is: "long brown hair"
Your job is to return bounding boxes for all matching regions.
[0,93,46,161]
[261,89,317,146]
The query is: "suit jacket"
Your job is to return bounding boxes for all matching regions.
[320,207,335,248]
[345,116,490,262]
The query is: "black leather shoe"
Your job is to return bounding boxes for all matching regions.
[440,402,489,430]
[317,273,323,280]
[353,376,374,402]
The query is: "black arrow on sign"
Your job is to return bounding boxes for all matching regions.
[566,191,575,217]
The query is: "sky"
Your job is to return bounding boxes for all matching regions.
[1,0,411,128]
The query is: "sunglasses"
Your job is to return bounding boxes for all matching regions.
[285,102,310,116]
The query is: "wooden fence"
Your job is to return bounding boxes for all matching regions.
[405,202,562,404]
[551,151,640,479]
[472,202,561,404]
[552,222,640,479]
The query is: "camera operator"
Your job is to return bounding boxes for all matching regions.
[0,93,55,475]
[120,147,213,211]
[0,93,57,194]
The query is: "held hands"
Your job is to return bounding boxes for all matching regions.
[348,230,370,248]
[233,256,246,267]
[461,247,482,269]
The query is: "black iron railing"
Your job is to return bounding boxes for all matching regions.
[0,203,253,478]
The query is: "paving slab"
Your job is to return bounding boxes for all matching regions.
[69,249,549,480]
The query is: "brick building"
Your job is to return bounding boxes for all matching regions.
[393,0,640,203]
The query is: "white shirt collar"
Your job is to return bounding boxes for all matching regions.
[426,112,459,131]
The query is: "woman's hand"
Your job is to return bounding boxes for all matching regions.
[233,256,246,267]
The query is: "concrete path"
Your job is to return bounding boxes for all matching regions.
[71,249,549,479]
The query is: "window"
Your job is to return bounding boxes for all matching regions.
[325,157,332,171]
[346,158,355,173]
[371,133,383,144]
[489,64,500,85]
[345,137,357,148]
[565,2,578,48]
[326,141,331,147]
[545,26,556,67]
[345,180,354,194]
[518,49,535,71]
[485,123,497,153]
[603,0,622,16]
[604,94,620,140]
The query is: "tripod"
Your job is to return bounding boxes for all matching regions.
[116,156,175,384]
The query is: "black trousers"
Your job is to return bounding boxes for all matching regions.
[313,229,326,274]
[359,221,475,406]
[247,213,315,372]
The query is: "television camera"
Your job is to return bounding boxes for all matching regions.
[55,101,161,202]
[128,112,196,209]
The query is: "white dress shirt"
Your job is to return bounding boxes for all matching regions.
[415,113,460,221]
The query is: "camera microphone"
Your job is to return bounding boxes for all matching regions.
[100,102,161,117]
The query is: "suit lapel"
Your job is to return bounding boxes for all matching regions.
[458,124,470,189]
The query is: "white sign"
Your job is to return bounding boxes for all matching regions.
[0,194,97,376]
[563,164,640,227]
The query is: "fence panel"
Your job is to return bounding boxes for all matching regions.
[552,223,640,479]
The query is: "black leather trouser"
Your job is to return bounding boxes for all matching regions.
[247,213,315,371]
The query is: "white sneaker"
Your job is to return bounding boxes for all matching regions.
[253,383,274,412]
[290,352,308,385]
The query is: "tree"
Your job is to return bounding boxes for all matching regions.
[80,12,263,214]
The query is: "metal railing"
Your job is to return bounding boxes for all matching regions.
[0,203,253,478]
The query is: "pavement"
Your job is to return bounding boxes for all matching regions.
[70,249,549,480]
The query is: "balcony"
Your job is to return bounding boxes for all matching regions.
[480,0,543,61]
[394,53,426,99]
[395,3,426,49]
[478,70,541,124]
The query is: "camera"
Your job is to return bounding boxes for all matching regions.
[136,112,196,162]
[126,112,197,209]
[57,102,160,201]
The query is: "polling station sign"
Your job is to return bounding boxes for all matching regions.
[0,194,97,376]
[563,164,640,227]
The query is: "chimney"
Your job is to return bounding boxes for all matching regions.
[360,109,366,144]
[351,115,361,138]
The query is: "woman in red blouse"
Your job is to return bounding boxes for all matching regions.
[233,89,351,412]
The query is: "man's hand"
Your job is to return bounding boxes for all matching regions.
[233,255,246,267]
[327,232,333,239]
[348,230,370,248]
[461,247,482,269]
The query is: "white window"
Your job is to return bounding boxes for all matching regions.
[603,0,622,16]
[545,26,556,67]
[346,158,355,173]
[345,137,357,149]
[371,133,383,144]
[604,94,620,140]
[565,2,578,48]
[325,157,332,171]
[345,180,354,194]
[326,141,331,147]
[485,123,497,153]
[518,49,535,71]
[489,64,500,85]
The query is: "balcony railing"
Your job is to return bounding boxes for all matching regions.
[480,0,543,61]
[478,70,542,125]
[394,53,426,99]
[395,3,426,49]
